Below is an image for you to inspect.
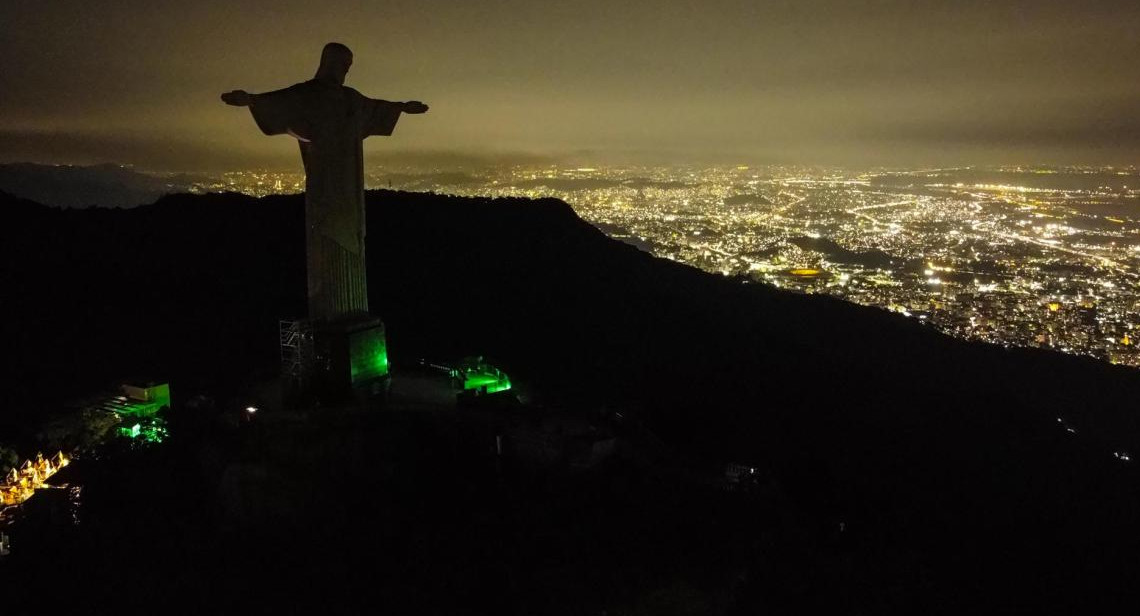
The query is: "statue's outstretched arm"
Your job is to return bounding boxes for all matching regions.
[221,90,255,107]
[371,98,429,114]
[402,101,429,114]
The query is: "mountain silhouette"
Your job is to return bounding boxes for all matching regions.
[0,162,196,208]
[3,188,1140,612]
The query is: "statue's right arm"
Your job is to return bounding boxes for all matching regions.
[221,90,255,107]
[402,101,429,114]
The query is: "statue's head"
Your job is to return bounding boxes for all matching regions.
[316,42,353,85]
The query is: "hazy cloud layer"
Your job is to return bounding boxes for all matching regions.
[2,0,1137,169]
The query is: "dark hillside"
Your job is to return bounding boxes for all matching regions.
[3,189,1140,610]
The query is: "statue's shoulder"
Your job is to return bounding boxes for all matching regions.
[257,81,314,100]
[296,80,324,92]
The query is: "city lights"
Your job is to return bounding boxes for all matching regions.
[195,163,1140,369]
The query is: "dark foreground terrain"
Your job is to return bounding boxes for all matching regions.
[2,189,1139,614]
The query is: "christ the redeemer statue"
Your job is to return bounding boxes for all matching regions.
[221,42,428,323]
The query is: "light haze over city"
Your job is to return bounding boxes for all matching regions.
[2,0,1138,170]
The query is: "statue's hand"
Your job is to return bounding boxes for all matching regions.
[221,90,253,107]
[403,101,429,114]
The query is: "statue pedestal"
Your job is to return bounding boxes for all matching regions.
[306,316,390,406]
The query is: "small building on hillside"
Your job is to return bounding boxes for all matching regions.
[89,382,172,443]
[0,451,70,506]
[450,357,512,397]
[94,382,171,418]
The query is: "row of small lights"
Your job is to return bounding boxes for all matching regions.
[1057,417,1131,462]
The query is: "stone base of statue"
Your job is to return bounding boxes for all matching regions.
[280,315,390,408]
[313,315,391,405]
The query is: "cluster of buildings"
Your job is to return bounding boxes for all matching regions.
[96,383,172,443]
[1,452,70,507]
[1,383,170,512]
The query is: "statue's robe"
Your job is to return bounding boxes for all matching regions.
[248,80,402,322]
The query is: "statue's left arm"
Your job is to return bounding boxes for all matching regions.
[360,95,429,139]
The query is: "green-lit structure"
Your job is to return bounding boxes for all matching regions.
[118,421,167,443]
[95,383,171,418]
[316,316,390,398]
[281,316,390,404]
[451,357,512,397]
[93,383,172,444]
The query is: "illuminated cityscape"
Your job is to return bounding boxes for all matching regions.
[186,170,306,197]
[2,0,1139,607]
[197,164,1140,368]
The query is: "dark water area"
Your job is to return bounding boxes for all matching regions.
[723,193,773,206]
[380,171,485,189]
[789,235,898,269]
[512,177,622,190]
[622,178,693,190]
[1061,199,1140,218]
[872,169,1139,192]
[871,170,1140,218]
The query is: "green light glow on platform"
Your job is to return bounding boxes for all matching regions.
[453,358,512,395]
[463,372,512,394]
[117,421,167,444]
[349,326,389,383]
[109,384,172,418]
[105,383,171,444]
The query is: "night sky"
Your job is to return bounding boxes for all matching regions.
[2,0,1138,170]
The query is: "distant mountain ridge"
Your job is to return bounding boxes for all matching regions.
[0,162,191,208]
